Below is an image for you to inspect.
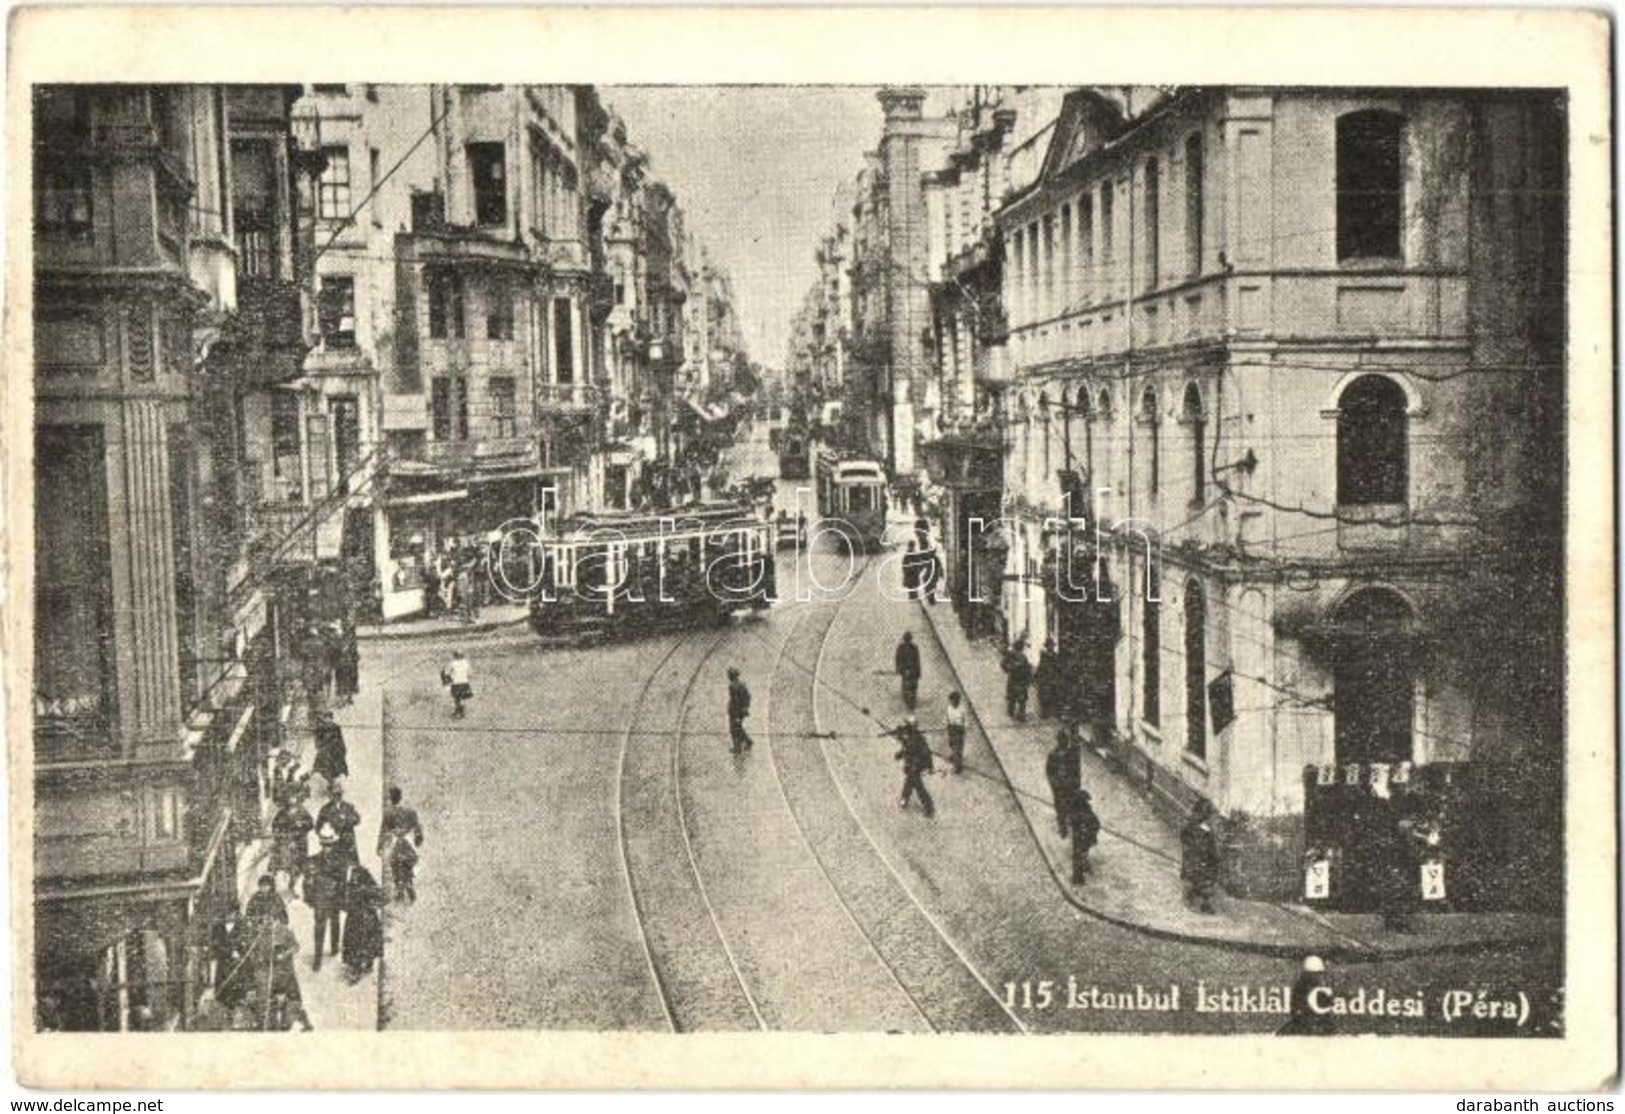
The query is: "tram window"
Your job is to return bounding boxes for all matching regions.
[849,486,873,513]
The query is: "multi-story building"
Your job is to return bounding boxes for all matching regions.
[32,83,319,1030]
[993,87,1565,903]
[291,84,596,620]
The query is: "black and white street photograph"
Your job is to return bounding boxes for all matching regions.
[9,3,1616,1095]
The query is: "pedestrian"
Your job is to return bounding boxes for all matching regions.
[210,908,248,1008]
[312,710,348,787]
[271,796,314,899]
[246,917,312,1031]
[902,541,924,600]
[1035,645,1062,719]
[1002,639,1034,721]
[444,649,473,718]
[1280,955,1335,1036]
[341,862,385,981]
[246,873,289,926]
[923,543,944,605]
[894,631,922,710]
[378,786,425,903]
[315,781,362,866]
[334,627,360,706]
[891,715,936,817]
[1068,789,1101,884]
[1045,730,1082,838]
[727,667,754,753]
[944,691,967,774]
[306,846,345,972]
[1180,799,1222,914]
[456,562,476,625]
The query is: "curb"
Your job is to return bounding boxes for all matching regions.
[357,613,530,643]
[913,598,1555,965]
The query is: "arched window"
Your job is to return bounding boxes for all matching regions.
[1184,578,1207,759]
[1140,386,1160,496]
[1336,110,1404,261]
[1333,587,1415,765]
[1336,375,1408,505]
[1142,558,1160,727]
[1183,383,1206,504]
[1076,388,1094,487]
[1097,388,1113,423]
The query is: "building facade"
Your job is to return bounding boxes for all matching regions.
[32,83,321,1030]
[992,87,1565,903]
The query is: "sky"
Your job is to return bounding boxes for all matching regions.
[602,87,906,369]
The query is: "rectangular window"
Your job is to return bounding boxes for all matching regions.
[427,268,464,339]
[37,167,93,238]
[1142,560,1161,727]
[35,425,116,757]
[1099,182,1115,290]
[1042,215,1056,318]
[271,393,301,488]
[468,142,507,226]
[486,277,514,340]
[489,376,517,438]
[1077,195,1094,306]
[1144,158,1161,290]
[1184,133,1204,278]
[305,413,330,501]
[318,275,356,349]
[552,297,575,383]
[1059,205,1072,311]
[431,376,469,441]
[369,148,381,223]
[318,146,351,220]
[1336,111,1405,261]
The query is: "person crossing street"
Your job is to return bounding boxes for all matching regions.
[894,632,922,711]
[378,786,426,903]
[890,714,936,818]
[1045,730,1082,838]
[444,649,473,718]
[727,667,754,753]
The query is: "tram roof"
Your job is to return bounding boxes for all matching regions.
[554,500,766,542]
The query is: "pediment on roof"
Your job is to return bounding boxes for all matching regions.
[1040,89,1129,183]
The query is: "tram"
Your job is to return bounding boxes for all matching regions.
[815,450,889,551]
[527,501,776,642]
[778,429,811,480]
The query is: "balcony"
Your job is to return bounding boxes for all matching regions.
[537,382,596,413]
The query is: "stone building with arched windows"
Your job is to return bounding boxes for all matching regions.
[978,86,1565,905]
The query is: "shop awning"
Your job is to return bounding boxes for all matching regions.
[387,489,469,507]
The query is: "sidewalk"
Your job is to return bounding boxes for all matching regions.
[231,677,386,1029]
[356,602,529,642]
[915,597,1560,962]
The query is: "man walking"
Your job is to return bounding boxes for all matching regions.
[445,649,473,718]
[894,632,922,711]
[312,710,348,788]
[378,786,426,903]
[1069,789,1101,884]
[944,691,967,774]
[1002,638,1034,721]
[271,795,314,899]
[727,667,754,753]
[1181,799,1222,914]
[316,781,362,867]
[1045,730,1082,838]
[306,846,345,972]
[891,715,936,818]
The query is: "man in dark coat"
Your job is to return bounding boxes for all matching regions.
[727,667,754,753]
[894,632,922,710]
[902,542,923,600]
[306,847,345,972]
[315,782,362,866]
[245,873,289,926]
[341,862,385,981]
[1002,639,1034,721]
[377,786,426,903]
[1035,647,1063,719]
[271,797,314,898]
[210,909,248,1008]
[1180,799,1222,913]
[1045,731,1082,838]
[312,711,348,786]
[1069,790,1102,884]
[891,715,936,818]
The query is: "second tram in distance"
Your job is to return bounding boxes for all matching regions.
[814,449,889,551]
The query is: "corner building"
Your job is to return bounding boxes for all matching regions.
[997,88,1565,904]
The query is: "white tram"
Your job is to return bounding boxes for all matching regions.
[814,450,889,551]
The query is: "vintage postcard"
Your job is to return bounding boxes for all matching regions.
[5,4,1616,1092]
